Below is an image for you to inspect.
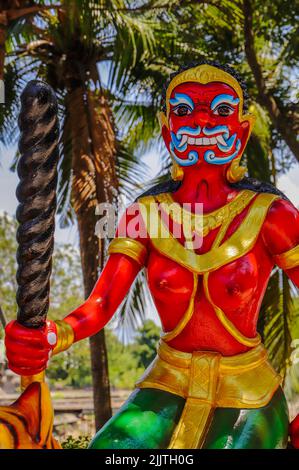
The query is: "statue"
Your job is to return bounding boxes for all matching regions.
[4,61,299,449]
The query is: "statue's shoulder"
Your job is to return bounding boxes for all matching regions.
[230,177,289,202]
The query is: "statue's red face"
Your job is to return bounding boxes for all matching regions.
[162,81,251,168]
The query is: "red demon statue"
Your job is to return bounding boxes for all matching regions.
[5,62,299,449]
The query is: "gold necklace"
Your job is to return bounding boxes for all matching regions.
[155,190,256,239]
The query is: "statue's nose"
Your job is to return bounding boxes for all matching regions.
[193,108,214,128]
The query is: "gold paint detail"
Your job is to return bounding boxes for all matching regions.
[136,340,282,449]
[138,192,279,274]
[168,401,213,449]
[21,372,45,392]
[108,237,147,266]
[171,162,184,181]
[165,64,244,118]
[273,243,299,271]
[161,273,198,342]
[138,191,277,347]
[156,190,256,239]
[203,273,261,347]
[169,351,220,449]
[226,158,247,183]
[202,204,261,348]
[53,320,75,355]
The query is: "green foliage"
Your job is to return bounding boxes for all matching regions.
[48,244,83,321]
[105,329,144,390]
[132,320,160,369]
[47,339,92,388]
[61,435,90,449]
[47,323,161,390]
[0,213,18,322]
[0,212,84,326]
[259,270,299,376]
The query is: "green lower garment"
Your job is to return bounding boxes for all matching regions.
[88,387,289,449]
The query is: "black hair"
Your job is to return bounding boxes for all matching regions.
[161,59,249,113]
[136,177,289,202]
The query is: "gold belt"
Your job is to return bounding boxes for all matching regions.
[135,340,282,449]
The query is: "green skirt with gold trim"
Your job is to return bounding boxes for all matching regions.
[89,387,288,449]
[89,342,289,449]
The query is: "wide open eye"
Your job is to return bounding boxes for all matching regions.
[173,105,192,116]
[213,105,234,117]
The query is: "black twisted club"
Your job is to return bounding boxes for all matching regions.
[16,80,59,328]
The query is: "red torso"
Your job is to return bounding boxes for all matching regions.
[146,199,272,355]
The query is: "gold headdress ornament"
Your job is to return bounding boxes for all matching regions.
[159,64,256,182]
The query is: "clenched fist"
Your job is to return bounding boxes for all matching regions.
[5,320,58,376]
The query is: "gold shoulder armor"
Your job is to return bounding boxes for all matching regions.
[108,237,147,266]
[273,243,299,270]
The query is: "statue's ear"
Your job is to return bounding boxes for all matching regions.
[159,112,171,152]
[239,114,255,153]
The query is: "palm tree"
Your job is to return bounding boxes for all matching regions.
[1,0,176,429]
[0,1,62,80]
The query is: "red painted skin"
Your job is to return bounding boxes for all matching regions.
[5,81,299,443]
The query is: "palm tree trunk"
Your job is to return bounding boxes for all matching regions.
[0,11,7,81]
[76,202,112,429]
[66,85,118,430]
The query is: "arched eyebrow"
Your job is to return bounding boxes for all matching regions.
[169,93,194,109]
[210,94,240,110]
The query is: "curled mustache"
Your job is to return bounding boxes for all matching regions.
[171,125,237,154]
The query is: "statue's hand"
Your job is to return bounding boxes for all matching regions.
[4,320,57,376]
[290,415,299,448]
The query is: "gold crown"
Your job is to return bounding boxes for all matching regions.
[165,64,244,118]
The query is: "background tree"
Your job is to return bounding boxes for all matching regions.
[132,320,160,369]
[0,212,18,325]
[0,1,62,81]
[0,0,177,429]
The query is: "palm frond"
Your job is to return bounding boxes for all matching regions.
[260,269,299,377]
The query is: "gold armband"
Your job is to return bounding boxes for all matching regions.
[108,237,147,266]
[53,320,75,355]
[273,243,299,270]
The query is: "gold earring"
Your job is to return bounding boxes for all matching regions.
[226,156,247,183]
[171,162,184,181]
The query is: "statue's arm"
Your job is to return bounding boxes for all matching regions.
[5,204,149,375]
[262,197,299,448]
[63,252,142,341]
[261,197,299,287]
